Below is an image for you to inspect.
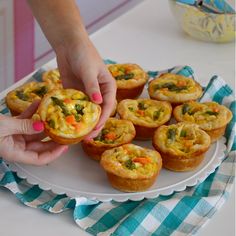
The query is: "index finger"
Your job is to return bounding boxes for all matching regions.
[85,73,116,139]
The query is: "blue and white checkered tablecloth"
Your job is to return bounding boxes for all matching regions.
[0,63,235,236]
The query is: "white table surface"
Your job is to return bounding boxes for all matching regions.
[0,0,235,235]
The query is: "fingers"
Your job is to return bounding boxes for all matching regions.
[0,116,44,137]
[17,100,41,119]
[8,145,68,166]
[73,64,103,104]
[26,140,64,152]
[85,72,116,140]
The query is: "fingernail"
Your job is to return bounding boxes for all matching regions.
[92,92,102,103]
[62,146,69,153]
[32,121,44,131]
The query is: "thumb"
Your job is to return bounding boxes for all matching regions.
[0,116,44,137]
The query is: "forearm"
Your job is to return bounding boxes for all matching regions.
[27,0,89,51]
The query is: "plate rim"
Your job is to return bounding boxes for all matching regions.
[8,137,226,202]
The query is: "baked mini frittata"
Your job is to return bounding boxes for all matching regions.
[108,63,148,100]
[5,80,61,116]
[82,118,136,160]
[42,68,61,86]
[153,122,211,171]
[148,73,202,104]
[173,101,233,142]
[117,98,172,139]
[100,144,162,192]
[37,89,101,144]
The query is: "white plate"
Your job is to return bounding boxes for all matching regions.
[1,60,227,202]
[8,137,226,202]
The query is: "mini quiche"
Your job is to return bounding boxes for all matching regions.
[117,98,172,140]
[42,68,62,87]
[37,89,101,144]
[107,63,148,101]
[100,144,162,192]
[152,122,211,172]
[5,80,60,116]
[173,101,233,143]
[148,73,202,105]
[82,118,136,161]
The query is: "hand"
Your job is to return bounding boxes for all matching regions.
[0,101,68,165]
[56,39,117,139]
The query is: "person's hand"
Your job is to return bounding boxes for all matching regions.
[56,39,117,139]
[0,101,68,165]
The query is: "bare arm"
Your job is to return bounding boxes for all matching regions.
[27,0,116,139]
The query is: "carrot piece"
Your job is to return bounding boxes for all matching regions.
[183,140,193,147]
[65,115,77,124]
[104,132,116,140]
[137,110,145,116]
[133,157,152,165]
[73,122,82,132]
[213,107,219,113]
[177,80,187,86]
[63,98,72,104]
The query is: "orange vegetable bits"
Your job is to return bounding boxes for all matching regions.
[65,115,77,125]
[104,132,117,141]
[133,157,152,165]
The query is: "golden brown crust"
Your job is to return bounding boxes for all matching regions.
[5,75,62,115]
[106,172,159,192]
[37,89,101,145]
[100,144,162,192]
[107,63,148,100]
[148,73,203,104]
[82,118,136,161]
[152,122,211,172]
[117,98,172,139]
[116,84,145,101]
[173,101,232,142]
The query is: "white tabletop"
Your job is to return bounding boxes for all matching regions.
[0,0,235,235]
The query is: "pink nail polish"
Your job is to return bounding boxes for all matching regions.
[32,121,44,131]
[62,146,69,153]
[92,92,102,103]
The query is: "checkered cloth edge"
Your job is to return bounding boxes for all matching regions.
[0,63,235,236]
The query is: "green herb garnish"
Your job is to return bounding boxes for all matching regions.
[205,111,218,116]
[48,119,55,129]
[75,104,84,115]
[128,107,134,111]
[167,128,176,141]
[155,82,187,92]
[180,130,187,137]
[138,102,146,110]
[16,90,29,101]
[124,159,136,170]
[182,104,191,114]
[115,73,134,80]
[33,86,48,97]
[51,97,70,116]
[153,110,161,120]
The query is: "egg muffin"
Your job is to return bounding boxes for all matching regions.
[108,63,148,101]
[42,68,62,87]
[117,98,172,140]
[148,73,202,105]
[82,118,136,161]
[37,89,101,144]
[5,80,60,116]
[100,144,162,192]
[173,101,233,143]
[152,122,211,172]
